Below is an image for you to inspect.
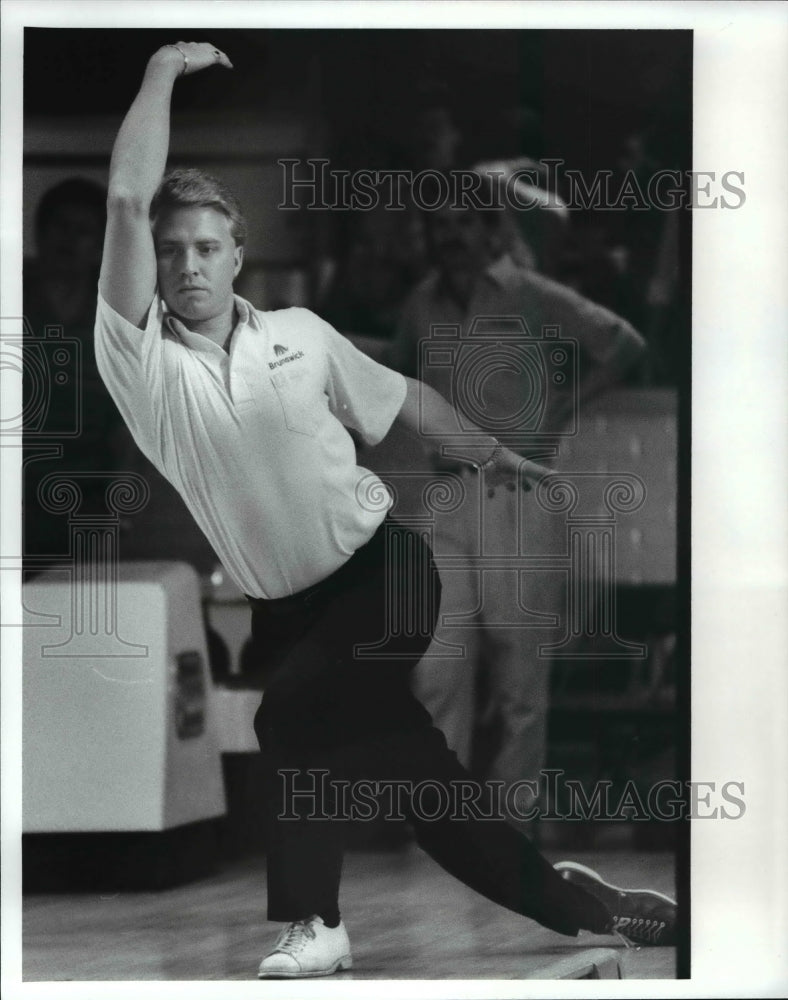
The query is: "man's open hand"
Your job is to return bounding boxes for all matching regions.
[484,448,553,497]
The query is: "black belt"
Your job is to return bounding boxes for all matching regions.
[246,516,391,615]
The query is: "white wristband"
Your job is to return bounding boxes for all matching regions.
[479,440,502,471]
[168,44,188,76]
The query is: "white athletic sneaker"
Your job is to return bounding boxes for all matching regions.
[257,915,353,978]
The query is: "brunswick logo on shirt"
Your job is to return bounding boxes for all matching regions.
[269,345,305,370]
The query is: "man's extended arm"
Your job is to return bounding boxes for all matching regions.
[396,377,551,493]
[98,42,232,328]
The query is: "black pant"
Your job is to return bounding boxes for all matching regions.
[249,518,592,936]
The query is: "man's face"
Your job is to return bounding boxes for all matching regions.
[426,205,491,293]
[154,206,243,324]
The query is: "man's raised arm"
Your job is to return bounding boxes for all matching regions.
[98,42,232,327]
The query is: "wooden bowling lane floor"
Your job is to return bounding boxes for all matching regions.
[22,846,676,981]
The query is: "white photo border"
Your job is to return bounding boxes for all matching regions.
[2,2,786,998]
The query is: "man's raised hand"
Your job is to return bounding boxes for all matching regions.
[100,40,232,326]
[165,41,233,75]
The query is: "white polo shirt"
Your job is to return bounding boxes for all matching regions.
[95,291,407,598]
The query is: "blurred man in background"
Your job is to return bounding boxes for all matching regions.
[386,186,646,824]
[320,97,568,343]
[23,178,127,572]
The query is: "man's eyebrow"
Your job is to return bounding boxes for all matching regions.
[157,238,223,248]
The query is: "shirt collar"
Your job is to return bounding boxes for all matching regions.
[233,294,263,331]
[161,292,262,351]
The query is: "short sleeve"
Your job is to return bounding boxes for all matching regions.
[94,291,166,456]
[320,318,407,446]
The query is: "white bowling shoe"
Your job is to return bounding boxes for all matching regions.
[258,915,353,978]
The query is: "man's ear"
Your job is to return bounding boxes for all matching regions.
[234,244,244,277]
